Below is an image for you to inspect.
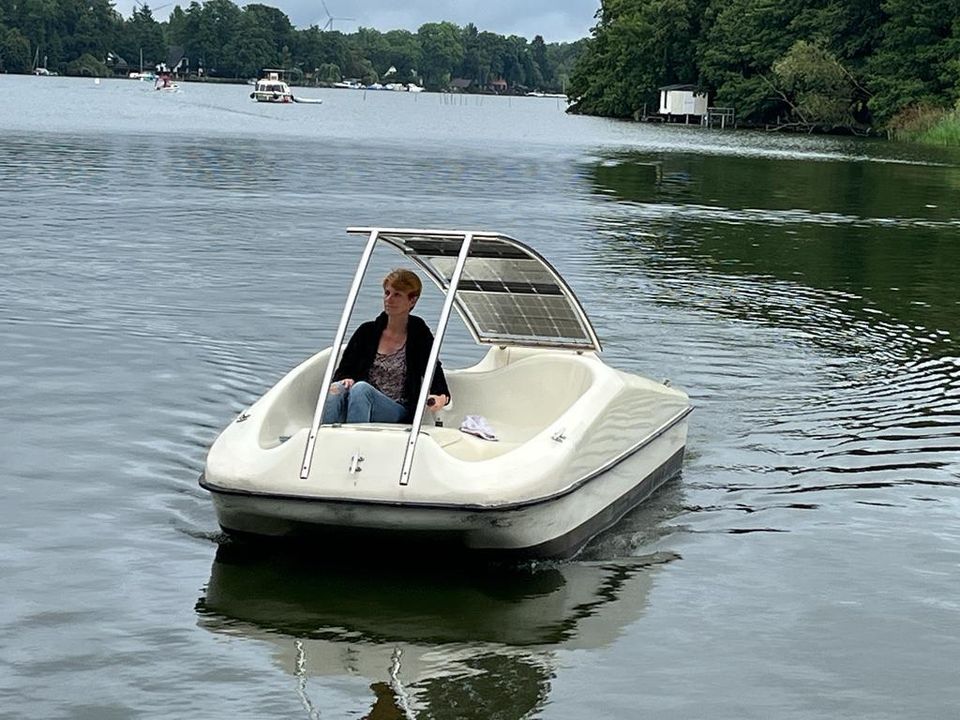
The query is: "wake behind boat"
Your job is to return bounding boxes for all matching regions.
[200,227,692,558]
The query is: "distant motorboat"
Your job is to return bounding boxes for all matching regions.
[251,73,294,103]
[332,79,362,89]
[252,69,322,104]
[407,83,425,93]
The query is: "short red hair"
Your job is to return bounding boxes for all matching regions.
[383,269,422,299]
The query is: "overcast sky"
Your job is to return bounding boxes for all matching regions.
[119,0,600,43]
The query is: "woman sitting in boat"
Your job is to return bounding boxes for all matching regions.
[322,269,450,424]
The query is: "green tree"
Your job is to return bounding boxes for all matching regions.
[697,0,809,122]
[382,29,420,78]
[347,53,377,84]
[569,0,706,117]
[475,30,505,86]
[772,40,861,129]
[788,0,884,66]
[243,3,293,50]
[294,26,351,76]
[352,26,390,73]
[417,21,463,89]
[1,27,33,72]
[117,5,166,71]
[315,61,340,82]
[222,10,274,77]
[502,34,533,87]
[67,0,119,62]
[459,22,480,82]
[179,0,241,76]
[867,0,960,122]
[546,38,587,93]
[65,49,108,75]
[530,35,552,89]
[165,4,189,48]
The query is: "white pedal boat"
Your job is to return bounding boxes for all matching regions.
[200,227,692,557]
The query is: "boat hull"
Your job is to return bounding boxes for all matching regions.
[201,421,686,559]
[251,91,293,103]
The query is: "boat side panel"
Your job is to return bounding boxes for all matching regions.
[555,377,689,489]
[205,421,687,557]
[205,345,690,512]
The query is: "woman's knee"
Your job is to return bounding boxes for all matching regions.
[350,381,376,401]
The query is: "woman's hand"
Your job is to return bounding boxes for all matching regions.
[329,378,355,394]
[426,394,448,411]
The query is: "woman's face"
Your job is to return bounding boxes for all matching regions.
[383,283,417,318]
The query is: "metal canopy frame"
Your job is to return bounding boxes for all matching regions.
[363,228,601,352]
[299,227,601,484]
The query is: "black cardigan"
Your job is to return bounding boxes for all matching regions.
[332,312,451,413]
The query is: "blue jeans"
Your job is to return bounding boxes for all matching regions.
[322,381,408,424]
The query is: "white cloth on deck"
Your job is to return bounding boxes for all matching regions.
[459,414,498,441]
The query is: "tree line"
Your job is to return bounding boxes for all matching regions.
[0,0,584,92]
[568,0,960,132]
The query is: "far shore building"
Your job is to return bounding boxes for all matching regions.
[658,84,708,123]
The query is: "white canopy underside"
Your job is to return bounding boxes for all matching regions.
[348,227,602,352]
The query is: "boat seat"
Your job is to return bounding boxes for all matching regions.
[439,353,598,446]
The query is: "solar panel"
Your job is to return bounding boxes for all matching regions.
[352,228,601,351]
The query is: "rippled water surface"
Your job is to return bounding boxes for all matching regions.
[2,76,959,719]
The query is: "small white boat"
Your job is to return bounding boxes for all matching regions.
[200,227,692,558]
[154,74,179,92]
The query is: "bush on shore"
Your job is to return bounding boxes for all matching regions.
[888,102,960,146]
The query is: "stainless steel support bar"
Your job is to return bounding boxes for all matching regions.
[398,232,474,486]
[300,229,380,480]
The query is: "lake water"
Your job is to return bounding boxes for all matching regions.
[2,75,959,719]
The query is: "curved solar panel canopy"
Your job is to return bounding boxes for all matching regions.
[347,227,602,352]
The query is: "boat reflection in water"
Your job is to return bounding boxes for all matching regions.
[196,543,671,718]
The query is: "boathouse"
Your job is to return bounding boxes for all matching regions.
[658,84,708,122]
